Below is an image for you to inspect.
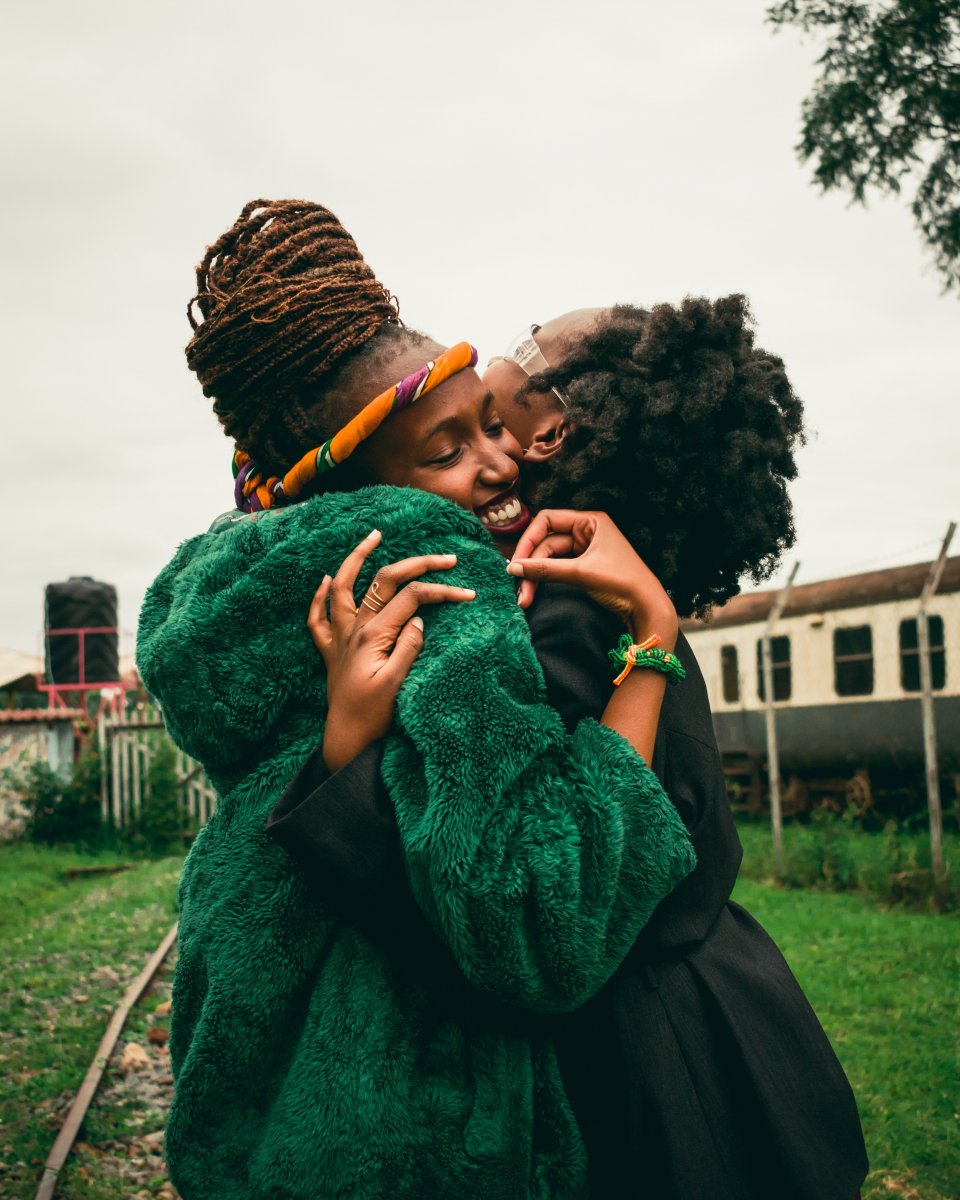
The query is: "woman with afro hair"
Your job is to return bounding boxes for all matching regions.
[274,295,869,1199]
[485,294,804,617]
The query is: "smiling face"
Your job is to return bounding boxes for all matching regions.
[484,358,568,463]
[482,310,606,463]
[357,363,531,540]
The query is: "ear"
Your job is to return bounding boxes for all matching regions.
[522,420,568,464]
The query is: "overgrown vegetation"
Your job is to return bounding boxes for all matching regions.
[0,846,181,1199]
[3,740,196,857]
[736,813,958,910]
[11,752,106,849]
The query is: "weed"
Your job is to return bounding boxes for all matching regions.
[736,816,958,910]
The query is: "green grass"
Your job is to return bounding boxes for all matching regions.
[733,879,959,1200]
[0,845,181,1199]
[1,845,957,1199]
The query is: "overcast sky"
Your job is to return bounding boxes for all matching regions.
[2,0,957,659]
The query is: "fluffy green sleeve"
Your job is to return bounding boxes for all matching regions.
[383,566,695,1012]
[137,486,695,1013]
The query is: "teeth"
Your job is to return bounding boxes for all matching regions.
[480,495,522,527]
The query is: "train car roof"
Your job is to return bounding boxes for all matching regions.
[682,555,960,632]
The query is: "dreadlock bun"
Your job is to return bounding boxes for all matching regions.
[186,199,400,472]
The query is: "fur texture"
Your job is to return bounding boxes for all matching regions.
[137,486,695,1199]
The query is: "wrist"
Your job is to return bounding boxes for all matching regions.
[322,717,359,775]
[626,604,678,651]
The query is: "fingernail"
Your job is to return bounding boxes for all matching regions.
[412,616,424,631]
[321,574,331,584]
[442,554,457,563]
[367,528,381,540]
[459,588,476,597]
[505,563,523,576]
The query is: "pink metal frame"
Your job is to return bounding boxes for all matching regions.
[37,626,130,716]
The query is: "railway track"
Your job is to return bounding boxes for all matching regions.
[34,922,178,1200]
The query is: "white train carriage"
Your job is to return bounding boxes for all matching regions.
[682,557,960,791]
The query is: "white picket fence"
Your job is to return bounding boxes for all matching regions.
[97,705,217,829]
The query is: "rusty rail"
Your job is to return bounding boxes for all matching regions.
[34,922,179,1200]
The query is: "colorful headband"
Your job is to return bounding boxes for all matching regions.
[232,341,479,512]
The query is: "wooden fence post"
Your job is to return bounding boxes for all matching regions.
[763,561,800,881]
[918,521,956,905]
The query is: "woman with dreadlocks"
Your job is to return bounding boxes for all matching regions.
[137,200,696,1200]
[271,301,869,1198]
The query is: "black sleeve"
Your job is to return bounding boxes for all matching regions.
[266,743,401,920]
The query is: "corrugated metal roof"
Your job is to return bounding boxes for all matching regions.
[682,555,960,632]
[0,707,82,723]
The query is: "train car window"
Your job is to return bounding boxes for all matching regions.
[899,616,946,691]
[721,645,740,702]
[834,625,874,696]
[756,636,791,701]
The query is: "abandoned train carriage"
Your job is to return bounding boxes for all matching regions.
[682,556,960,811]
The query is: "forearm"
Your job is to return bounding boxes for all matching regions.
[600,668,667,765]
[598,606,677,764]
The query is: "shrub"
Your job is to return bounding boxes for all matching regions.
[5,750,108,850]
[2,735,197,856]
[736,813,957,911]
[127,737,196,855]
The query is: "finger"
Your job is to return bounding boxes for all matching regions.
[330,529,381,625]
[354,553,459,626]
[511,536,575,608]
[307,575,334,654]
[511,510,584,562]
[506,555,581,588]
[364,581,476,641]
[378,615,425,684]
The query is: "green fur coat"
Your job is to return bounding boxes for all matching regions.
[136,485,695,1200]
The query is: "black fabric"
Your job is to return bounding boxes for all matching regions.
[267,583,868,1200]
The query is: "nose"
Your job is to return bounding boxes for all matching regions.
[479,430,522,487]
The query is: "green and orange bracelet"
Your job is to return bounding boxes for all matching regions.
[609,633,686,687]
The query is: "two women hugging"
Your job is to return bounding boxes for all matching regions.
[137,199,867,1200]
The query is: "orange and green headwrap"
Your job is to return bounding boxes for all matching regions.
[232,341,479,513]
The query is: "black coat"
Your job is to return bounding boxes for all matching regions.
[268,583,868,1200]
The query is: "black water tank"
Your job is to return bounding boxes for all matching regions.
[44,577,119,685]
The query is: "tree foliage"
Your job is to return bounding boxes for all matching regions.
[768,0,960,290]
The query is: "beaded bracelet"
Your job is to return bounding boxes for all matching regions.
[608,633,686,687]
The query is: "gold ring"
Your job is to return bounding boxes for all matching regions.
[361,595,384,613]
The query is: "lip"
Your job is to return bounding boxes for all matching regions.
[475,488,531,537]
